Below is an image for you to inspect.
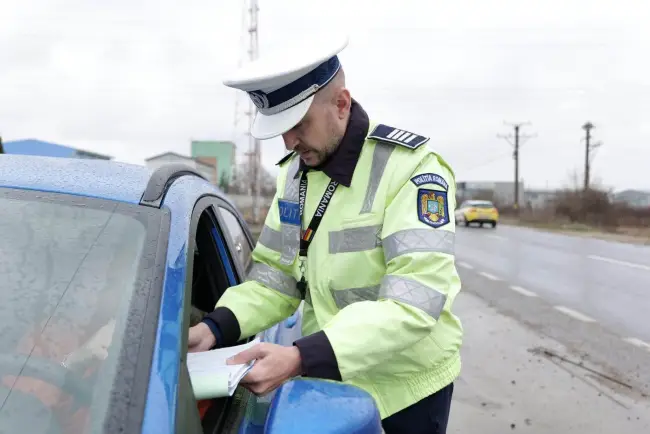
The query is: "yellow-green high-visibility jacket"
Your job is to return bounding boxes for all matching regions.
[210,118,463,419]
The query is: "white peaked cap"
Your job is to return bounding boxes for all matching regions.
[222,33,350,140]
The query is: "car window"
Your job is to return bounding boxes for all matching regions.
[189,207,235,320]
[217,207,252,271]
[0,190,156,433]
[468,201,495,208]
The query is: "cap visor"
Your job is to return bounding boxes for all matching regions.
[250,95,314,140]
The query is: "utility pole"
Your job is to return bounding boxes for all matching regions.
[497,121,536,213]
[582,121,601,192]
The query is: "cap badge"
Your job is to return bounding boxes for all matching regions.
[249,90,270,110]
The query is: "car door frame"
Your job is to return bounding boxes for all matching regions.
[174,194,254,434]
[209,198,256,282]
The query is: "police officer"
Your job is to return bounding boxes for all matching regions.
[188,34,462,434]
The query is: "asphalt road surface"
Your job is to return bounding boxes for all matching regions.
[455,223,650,345]
[451,223,650,432]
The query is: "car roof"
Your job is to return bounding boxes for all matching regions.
[0,154,225,206]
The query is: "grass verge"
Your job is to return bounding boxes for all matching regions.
[499,216,650,246]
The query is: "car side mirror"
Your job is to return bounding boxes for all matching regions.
[265,378,382,434]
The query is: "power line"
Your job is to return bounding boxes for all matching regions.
[497,121,537,210]
[456,151,513,171]
[457,141,581,173]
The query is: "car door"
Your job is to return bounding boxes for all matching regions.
[174,196,254,434]
[201,201,256,434]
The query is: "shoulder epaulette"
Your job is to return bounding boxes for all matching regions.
[367,124,429,149]
[276,151,296,166]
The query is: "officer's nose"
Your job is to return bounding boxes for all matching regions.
[282,130,299,151]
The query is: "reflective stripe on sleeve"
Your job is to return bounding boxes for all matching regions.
[379,275,446,319]
[247,262,301,299]
[382,229,455,263]
[330,275,446,320]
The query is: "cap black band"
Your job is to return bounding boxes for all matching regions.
[246,55,341,114]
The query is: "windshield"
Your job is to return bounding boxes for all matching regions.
[0,189,157,433]
[466,201,495,209]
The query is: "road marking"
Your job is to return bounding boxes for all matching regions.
[588,255,650,271]
[457,261,473,270]
[553,306,596,323]
[479,271,501,281]
[623,337,650,351]
[486,234,507,240]
[509,285,538,297]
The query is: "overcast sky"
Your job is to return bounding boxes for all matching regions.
[1,0,648,191]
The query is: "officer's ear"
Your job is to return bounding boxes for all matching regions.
[334,88,351,120]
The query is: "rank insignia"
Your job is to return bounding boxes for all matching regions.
[368,123,429,149]
[417,189,449,228]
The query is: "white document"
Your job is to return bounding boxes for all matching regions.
[187,338,260,399]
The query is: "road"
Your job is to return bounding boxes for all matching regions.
[450,223,650,432]
[455,223,650,345]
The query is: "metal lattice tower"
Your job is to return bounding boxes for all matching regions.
[233,0,261,223]
[232,0,262,222]
[247,0,261,223]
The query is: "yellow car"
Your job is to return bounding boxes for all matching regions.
[455,199,499,228]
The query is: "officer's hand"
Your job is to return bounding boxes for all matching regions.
[227,342,302,396]
[188,323,216,353]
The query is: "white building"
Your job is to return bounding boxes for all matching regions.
[524,189,557,210]
[145,152,217,185]
[457,181,525,206]
[612,189,650,208]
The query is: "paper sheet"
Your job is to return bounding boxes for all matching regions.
[188,338,260,399]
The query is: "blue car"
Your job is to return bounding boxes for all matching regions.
[0,154,382,434]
